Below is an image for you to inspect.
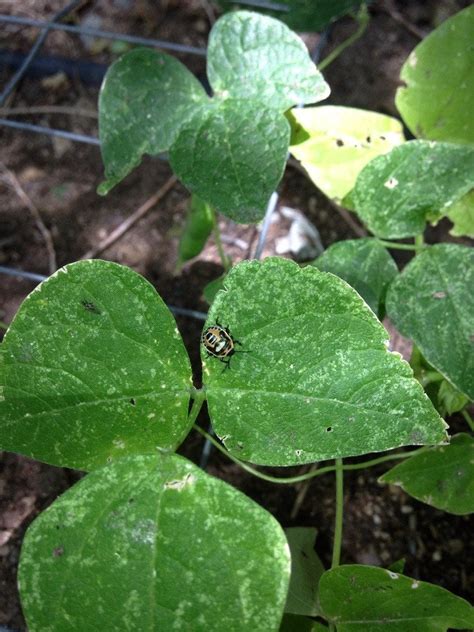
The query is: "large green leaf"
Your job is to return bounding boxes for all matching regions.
[207,11,329,111]
[0,260,192,470]
[289,106,404,201]
[217,0,366,32]
[380,433,474,515]
[396,6,474,146]
[319,565,474,631]
[352,140,474,238]
[285,527,324,617]
[202,257,447,466]
[98,11,329,221]
[19,453,291,631]
[312,238,398,318]
[98,48,207,195]
[386,244,474,400]
[447,189,474,238]
[170,99,290,223]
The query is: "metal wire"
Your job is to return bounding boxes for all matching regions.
[0,117,101,144]
[0,1,82,106]
[0,14,207,57]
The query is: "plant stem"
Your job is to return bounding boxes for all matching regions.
[414,233,425,255]
[331,458,344,568]
[319,5,369,71]
[188,389,206,425]
[375,239,421,252]
[461,409,474,432]
[211,208,231,271]
[192,424,426,484]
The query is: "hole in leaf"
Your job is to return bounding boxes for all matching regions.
[326,427,333,432]
[130,398,136,406]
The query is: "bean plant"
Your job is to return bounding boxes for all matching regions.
[1,7,473,631]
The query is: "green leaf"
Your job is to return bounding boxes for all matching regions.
[207,11,329,111]
[312,238,398,318]
[0,260,192,470]
[217,0,366,32]
[289,106,404,201]
[380,433,474,515]
[203,274,227,305]
[98,48,207,195]
[437,379,469,417]
[396,5,474,146]
[203,257,447,466]
[19,453,291,631]
[387,558,406,574]
[285,527,324,617]
[170,99,290,222]
[177,194,215,267]
[352,140,474,238]
[319,565,474,631]
[447,189,474,238]
[386,244,474,399]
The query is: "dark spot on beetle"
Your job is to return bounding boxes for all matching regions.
[53,546,64,557]
[326,427,333,432]
[366,135,371,143]
[336,139,344,147]
[379,135,386,141]
[130,398,136,406]
[81,300,101,315]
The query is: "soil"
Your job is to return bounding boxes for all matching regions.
[0,1,473,630]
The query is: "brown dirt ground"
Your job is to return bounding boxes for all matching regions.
[0,1,473,629]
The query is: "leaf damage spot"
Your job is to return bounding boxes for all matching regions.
[387,571,399,579]
[384,176,399,189]
[432,291,446,299]
[164,473,196,491]
[53,546,64,557]
[411,580,420,589]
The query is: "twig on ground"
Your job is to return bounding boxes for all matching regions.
[380,0,425,40]
[0,163,57,273]
[81,175,178,259]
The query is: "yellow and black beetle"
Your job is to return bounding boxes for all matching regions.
[201,321,243,369]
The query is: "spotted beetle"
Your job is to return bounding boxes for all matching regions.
[201,321,243,369]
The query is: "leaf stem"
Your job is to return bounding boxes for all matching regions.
[331,458,344,568]
[319,5,369,71]
[414,233,425,255]
[211,208,231,272]
[192,424,426,484]
[375,239,421,252]
[188,389,206,425]
[461,409,474,432]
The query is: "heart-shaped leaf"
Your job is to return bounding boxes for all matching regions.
[19,453,291,631]
[98,11,329,221]
[312,238,398,318]
[207,11,329,111]
[289,106,404,201]
[0,260,192,470]
[99,47,208,195]
[202,257,447,466]
[386,244,474,399]
[380,433,474,515]
[170,99,290,223]
[352,140,474,238]
[396,5,474,146]
[319,565,474,631]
